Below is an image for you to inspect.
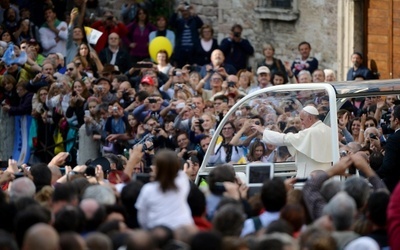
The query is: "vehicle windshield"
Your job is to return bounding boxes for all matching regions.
[204,87,333,167]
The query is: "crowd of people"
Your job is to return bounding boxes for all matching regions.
[0,0,398,249]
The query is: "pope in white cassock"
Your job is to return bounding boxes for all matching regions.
[252,106,333,177]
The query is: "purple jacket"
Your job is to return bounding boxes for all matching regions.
[123,21,156,58]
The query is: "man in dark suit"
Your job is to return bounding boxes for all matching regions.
[99,32,132,74]
[377,104,400,191]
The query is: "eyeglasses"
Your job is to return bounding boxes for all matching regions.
[365,123,375,127]
[222,127,233,130]
[67,68,75,71]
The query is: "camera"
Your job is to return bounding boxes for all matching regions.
[149,98,157,104]
[97,85,103,91]
[55,82,62,88]
[235,110,242,117]
[85,165,96,177]
[190,103,196,109]
[106,16,113,20]
[233,32,241,38]
[340,150,347,157]
[172,70,182,76]
[122,91,130,100]
[227,81,236,88]
[177,83,184,89]
[72,91,77,97]
[198,118,204,124]
[154,128,161,133]
[369,133,378,140]
[142,143,154,152]
[254,121,260,125]
[112,106,118,111]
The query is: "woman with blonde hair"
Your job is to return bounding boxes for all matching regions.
[257,43,286,79]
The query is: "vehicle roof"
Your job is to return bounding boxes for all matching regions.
[331,79,400,98]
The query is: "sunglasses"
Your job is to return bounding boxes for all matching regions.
[67,68,75,71]
[74,62,81,66]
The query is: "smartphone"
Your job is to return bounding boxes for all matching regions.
[85,110,90,117]
[214,182,226,193]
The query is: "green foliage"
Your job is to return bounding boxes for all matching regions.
[148,0,176,21]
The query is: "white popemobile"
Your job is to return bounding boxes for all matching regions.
[195,80,400,189]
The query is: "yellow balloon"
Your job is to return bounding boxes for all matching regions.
[149,37,173,62]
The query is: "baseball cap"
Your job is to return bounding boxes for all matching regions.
[141,76,155,86]
[256,66,270,75]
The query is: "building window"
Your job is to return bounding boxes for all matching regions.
[271,0,291,8]
[255,0,299,21]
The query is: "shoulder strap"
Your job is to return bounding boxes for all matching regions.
[251,216,262,231]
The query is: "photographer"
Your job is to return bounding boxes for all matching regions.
[175,132,197,161]
[104,102,128,154]
[199,49,236,90]
[132,94,167,124]
[220,24,254,72]
[162,67,192,99]
[116,81,136,110]
[196,71,222,101]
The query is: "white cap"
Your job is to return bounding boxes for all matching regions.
[256,66,270,75]
[303,105,319,116]
[344,237,379,250]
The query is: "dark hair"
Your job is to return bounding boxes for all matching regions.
[214,95,229,103]
[393,104,400,121]
[250,115,265,126]
[298,41,311,49]
[154,150,180,192]
[367,191,390,227]
[190,231,222,250]
[208,164,236,194]
[156,49,170,63]
[352,52,363,59]
[135,90,149,102]
[134,8,149,24]
[247,140,266,162]
[54,206,85,233]
[261,178,286,212]
[30,163,52,193]
[52,183,78,203]
[231,24,242,32]
[365,116,378,127]
[187,182,206,217]
[271,71,288,84]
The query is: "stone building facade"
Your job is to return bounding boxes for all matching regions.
[99,0,367,81]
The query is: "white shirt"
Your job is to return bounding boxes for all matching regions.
[135,171,194,229]
[39,20,68,56]
[262,120,333,177]
[241,211,280,236]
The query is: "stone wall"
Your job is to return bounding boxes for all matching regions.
[101,0,339,78]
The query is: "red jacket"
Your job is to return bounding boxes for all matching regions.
[388,183,400,249]
[91,21,128,53]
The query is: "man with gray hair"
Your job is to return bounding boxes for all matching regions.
[303,153,387,220]
[9,177,36,201]
[323,191,359,248]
